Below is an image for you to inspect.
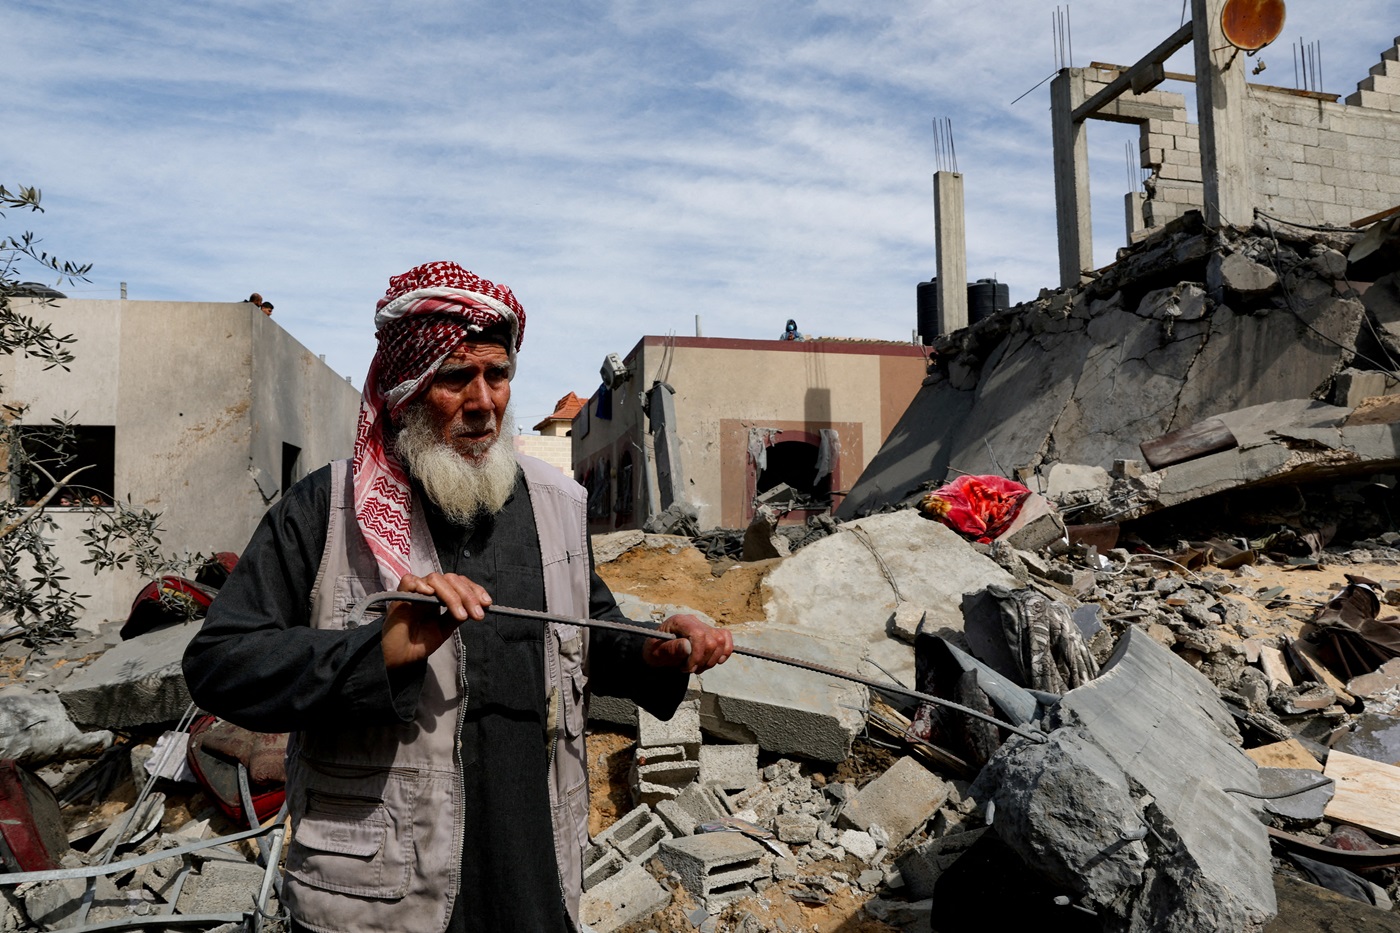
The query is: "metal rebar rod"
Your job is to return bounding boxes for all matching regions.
[351,592,1049,744]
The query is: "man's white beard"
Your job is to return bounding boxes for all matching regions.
[395,401,519,524]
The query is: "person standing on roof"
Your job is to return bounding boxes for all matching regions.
[183,260,733,933]
[780,318,804,341]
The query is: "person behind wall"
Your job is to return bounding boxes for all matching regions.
[246,292,263,306]
[780,318,803,341]
[260,301,274,316]
[182,260,733,933]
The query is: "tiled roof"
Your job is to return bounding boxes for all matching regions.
[533,392,586,431]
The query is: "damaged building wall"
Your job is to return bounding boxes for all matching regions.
[572,336,925,533]
[3,299,361,629]
[838,217,1388,519]
[1062,38,1400,277]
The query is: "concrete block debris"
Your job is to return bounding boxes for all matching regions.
[593,803,672,865]
[838,757,951,847]
[655,782,727,837]
[578,863,671,933]
[638,699,701,753]
[630,744,699,806]
[55,619,204,730]
[658,832,770,908]
[698,743,758,791]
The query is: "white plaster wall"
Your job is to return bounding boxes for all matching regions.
[2,299,360,629]
[249,314,362,502]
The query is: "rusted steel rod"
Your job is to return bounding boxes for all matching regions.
[350,591,1050,744]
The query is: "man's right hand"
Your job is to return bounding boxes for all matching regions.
[381,572,492,669]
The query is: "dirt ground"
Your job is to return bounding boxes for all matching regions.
[596,546,774,626]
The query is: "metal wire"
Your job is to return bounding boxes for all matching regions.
[350,592,1050,744]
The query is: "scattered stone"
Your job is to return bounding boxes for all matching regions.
[774,813,819,845]
[838,757,951,847]
[0,688,113,765]
[579,864,671,933]
[1257,768,1334,822]
[976,627,1274,932]
[837,829,877,863]
[698,744,759,791]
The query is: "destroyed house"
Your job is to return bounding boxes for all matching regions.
[571,336,926,532]
[844,25,1400,524]
[2,298,361,629]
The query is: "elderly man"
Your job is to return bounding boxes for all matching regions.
[183,261,733,933]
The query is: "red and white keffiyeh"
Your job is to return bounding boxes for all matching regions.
[352,261,526,587]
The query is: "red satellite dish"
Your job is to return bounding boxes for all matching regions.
[1220,0,1287,52]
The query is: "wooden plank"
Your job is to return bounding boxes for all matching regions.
[1323,749,1400,841]
[1139,417,1238,470]
[1287,638,1357,706]
[1245,739,1322,772]
[1258,646,1293,691]
[1350,203,1400,229]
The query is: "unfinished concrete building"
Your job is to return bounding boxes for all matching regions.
[3,299,361,629]
[1053,13,1400,286]
[843,8,1400,525]
[571,336,926,533]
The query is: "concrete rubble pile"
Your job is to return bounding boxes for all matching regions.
[841,214,1400,523]
[7,492,1400,931]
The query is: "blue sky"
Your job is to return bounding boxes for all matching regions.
[8,1,1394,427]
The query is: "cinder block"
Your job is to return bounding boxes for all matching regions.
[698,744,759,791]
[1140,145,1166,166]
[583,843,627,891]
[595,804,673,864]
[1304,182,1337,203]
[580,863,671,933]
[658,833,770,907]
[631,744,700,805]
[1285,123,1320,146]
[838,757,952,847]
[1371,59,1400,79]
[1360,73,1400,96]
[1159,163,1203,183]
[1176,135,1199,154]
[1293,162,1322,184]
[1348,89,1393,110]
[1317,130,1348,151]
[655,781,729,836]
[638,699,701,752]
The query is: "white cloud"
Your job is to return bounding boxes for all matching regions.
[6,0,1395,424]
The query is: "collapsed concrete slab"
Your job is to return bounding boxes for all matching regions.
[56,619,202,729]
[974,627,1275,932]
[763,510,1017,684]
[837,757,951,847]
[0,687,112,765]
[695,627,867,763]
[840,222,1372,520]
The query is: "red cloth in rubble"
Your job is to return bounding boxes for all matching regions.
[918,475,1032,543]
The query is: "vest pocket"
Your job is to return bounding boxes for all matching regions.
[328,575,382,631]
[287,774,420,899]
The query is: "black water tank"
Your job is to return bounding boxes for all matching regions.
[967,278,1008,325]
[916,278,938,345]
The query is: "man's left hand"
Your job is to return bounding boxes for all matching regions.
[641,614,734,674]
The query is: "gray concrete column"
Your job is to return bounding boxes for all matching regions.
[1051,69,1092,288]
[1193,0,1253,227]
[1125,191,1148,241]
[933,171,968,335]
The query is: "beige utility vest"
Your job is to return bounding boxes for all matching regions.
[283,456,591,933]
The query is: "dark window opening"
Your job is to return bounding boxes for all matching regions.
[13,425,116,507]
[584,459,613,521]
[281,442,302,494]
[756,440,831,501]
[615,451,635,521]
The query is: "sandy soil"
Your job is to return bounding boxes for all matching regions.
[596,546,775,626]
